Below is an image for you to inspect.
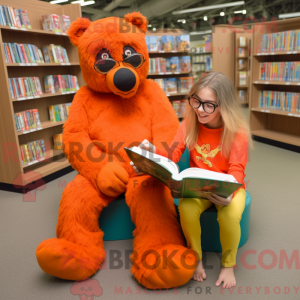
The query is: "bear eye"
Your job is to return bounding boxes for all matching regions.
[123,46,137,59]
[101,53,109,59]
[95,48,111,62]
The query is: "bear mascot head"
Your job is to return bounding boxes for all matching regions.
[68,12,149,98]
[36,12,196,289]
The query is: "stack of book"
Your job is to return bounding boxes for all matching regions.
[14,109,42,133]
[145,34,190,52]
[0,6,31,28]
[259,90,300,112]
[42,14,71,33]
[155,77,193,94]
[42,44,69,63]
[44,75,79,93]
[149,56,191,73]
[3,42,44,64]
[260,30,300,52]
[193,53,212,63]
[259,61,300,81]
[49,103,71,122]
[9,77,43,99]
[20,139,46,165]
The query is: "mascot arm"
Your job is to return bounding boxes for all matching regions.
[150,81,179,149]
[63,90,109,190]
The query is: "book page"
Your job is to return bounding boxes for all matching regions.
[129,147,179,174]
[176,167,237,183]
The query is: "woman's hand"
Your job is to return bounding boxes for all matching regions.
[139,139,156,153]
[207,193,233,206]
[130,161,144,175]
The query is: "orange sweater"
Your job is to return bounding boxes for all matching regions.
[156,121,248,191]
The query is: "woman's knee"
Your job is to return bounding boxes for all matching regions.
[217,207,242,225]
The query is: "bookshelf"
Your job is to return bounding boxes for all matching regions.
[146,29,191,119]
[0,0,83,187]
[211,25,244,85]
[234,30,253,105]
[250,17,300,149]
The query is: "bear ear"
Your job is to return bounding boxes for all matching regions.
[67,18,92,46]
[124,12,148,33]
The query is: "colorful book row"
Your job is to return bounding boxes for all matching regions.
[259,90,300,113]
[20,139,46,165]
[149,56,191,73]
[146,35,190,52]
[45,75,79,94]
[49,103,71,122]
[42,44,69,64]
[205,35,212,52]
[0,6,31,28]
[15,109,41,133]
[42,14,71,33]
[259,62,300,81]
[260,30,300,52]
[9,77,42,99]
[155,77,193,94]
[3,42,44,64]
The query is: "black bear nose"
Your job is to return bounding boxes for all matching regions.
[113,68,136,92]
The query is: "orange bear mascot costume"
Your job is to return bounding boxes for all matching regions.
[36,12,196,288]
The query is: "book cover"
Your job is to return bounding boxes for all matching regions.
[22,111,29,130]
[14,8,21,27]
[62,48,69,63]
[14,114,21,132]
[20,145,26,164]
[7,44,16,63]
[8,78,15,98]
[38,49,44,63]
[176,35,190,52]
[60,15,71,32]
[180,77,193,93]
[19,44,28,63]
[239,37,246,47]
[11,44,21,63]
[0,6,7,26]
[54,105,60,121]
[9,7,17,27]
[51,14,61,33]
[32,109,41,127]
[125,147,242,199]
[42,47,50,63]
[161,35,175,52]
[49,105,55,122]
[5,44,13,63]
[39,139,46,155]
[18,113,25,131]
[168,57,180,72]
[21,10,31,28]
[180,56,191,72]
[58,104,65,121]
[164,78,178,94]
[3,43,9,63]
[148,36,158,52]
[42,14,52,31]
[24,44,33,63]
[23,144,31,162]
[4,6,12,26]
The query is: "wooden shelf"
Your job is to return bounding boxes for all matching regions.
[12,91,77,102]
[251,107,300,118]
[193,62,206,64]
[148,71,190,76]
[254,51,300,56]
[167,93,188,97]
[191,52,212,55]
[23,159,70,184]
[0,0,83,185]
[253,81,300,86]
[252,129,300,147]
[17,120,65,136]
[0,25,69,37]
[149,51,190,54]
[22,149,64,168]
[6,63,80,67]
[249,17,300,148]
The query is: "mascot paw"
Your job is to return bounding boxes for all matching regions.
[134,245,197,289]
[97,162,129,197]
[36,238,105,280]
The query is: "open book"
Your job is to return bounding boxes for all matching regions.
[125,147,242,199]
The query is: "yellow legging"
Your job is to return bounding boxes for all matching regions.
[178,188,246,267]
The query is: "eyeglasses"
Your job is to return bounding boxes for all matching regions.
[188,94,219,114]
[94,53,145,74]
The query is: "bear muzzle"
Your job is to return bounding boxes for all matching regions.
[106,65,140,98]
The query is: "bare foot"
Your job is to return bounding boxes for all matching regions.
[215,267,236,289]
[192,260,207,282]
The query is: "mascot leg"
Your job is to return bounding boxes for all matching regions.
[36,174,111,280]
[126,175,196,289]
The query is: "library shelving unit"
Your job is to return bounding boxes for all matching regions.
[235,30,253,105]
[0,0,83,187]
[250,17,300,149]
[146,29,191,119]
[212,25,244,85]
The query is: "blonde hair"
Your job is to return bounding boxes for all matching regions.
[184,72,253,157]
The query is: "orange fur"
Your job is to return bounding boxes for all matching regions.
[36,13,195,288]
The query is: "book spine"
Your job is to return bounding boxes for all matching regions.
[3,43,9,63]
[14,113,21,132]
[9,7,17,27]
[49,105,55,122]
[0,6,6,26]
[8,79,15,98]
[12,44,20,63]
[19,44,28,63]
[21,10,31,29]
[54,105,60,121]
[22,111,29,130]
[24,44,32,63]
